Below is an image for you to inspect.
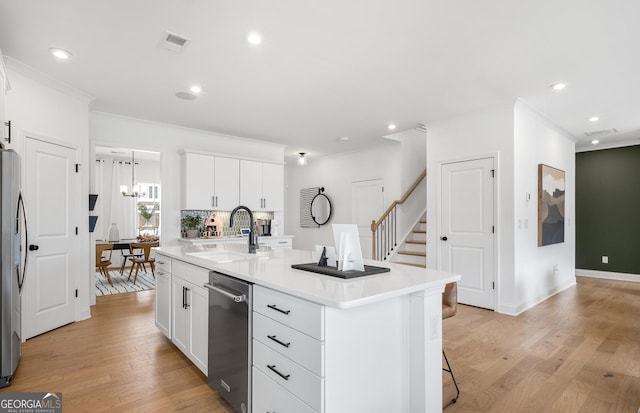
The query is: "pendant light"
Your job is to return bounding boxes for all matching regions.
[120,151,144,198]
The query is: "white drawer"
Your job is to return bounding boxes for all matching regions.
[253,340,323,412]
[259,237,293,249]
[252,367,318,413]
[155,254,171,273]
[172,259,209,286]
[254,285,324,340]
[253,312,324,376]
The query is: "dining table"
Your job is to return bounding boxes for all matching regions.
[96,239,155,274]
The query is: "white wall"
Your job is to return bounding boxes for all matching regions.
[427,101,576,315]
[5,59,93,320]
[426,104,515,312]
[90,112,286,247]
[285,141,403,253]
[512,100,576,314]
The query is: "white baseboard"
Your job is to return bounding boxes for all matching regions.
[576,269,640,283]
[497,278,577,316]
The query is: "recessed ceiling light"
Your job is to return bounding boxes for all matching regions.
[338,136,349,142]
[175,91,197,100]
[247,32,263,45]
[588,116,599,122]
[49,48,72,60]
[190,85,202,94]
[551,82,567,91]
[591,139,600,144]
[387,124,397,131]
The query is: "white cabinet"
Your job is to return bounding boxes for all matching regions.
[252,285,325,412]
[154,254,172,339]
[257,236,293,249]
[170,260,209,375]
[182,153,239,210]
[240,160,284,211]
[0,50,8,144]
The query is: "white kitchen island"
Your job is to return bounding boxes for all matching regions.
[155,244,460,413]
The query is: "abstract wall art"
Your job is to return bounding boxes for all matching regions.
[538,164,565,246]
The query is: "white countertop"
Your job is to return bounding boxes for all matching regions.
[156,244,460,309]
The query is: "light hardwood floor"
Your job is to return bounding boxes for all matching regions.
[444,276,640,413]
[1,290,233,413]
[1,277,639,412]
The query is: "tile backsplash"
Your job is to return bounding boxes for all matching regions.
[180,210,274,237]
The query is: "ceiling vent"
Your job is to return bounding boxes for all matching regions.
[584,128,617,137]
[159,31,191,53]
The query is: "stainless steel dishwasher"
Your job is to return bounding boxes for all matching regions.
[204,271,252,413]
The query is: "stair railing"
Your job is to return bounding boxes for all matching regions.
[371,170,426,260]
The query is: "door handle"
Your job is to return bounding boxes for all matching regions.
[440,236,448,241]
[29,244,39,251]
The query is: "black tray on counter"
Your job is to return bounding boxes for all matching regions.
[291,263,391,279]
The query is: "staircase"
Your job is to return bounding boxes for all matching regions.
[391,215,426,268]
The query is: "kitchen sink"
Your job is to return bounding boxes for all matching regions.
[185,251,248,263]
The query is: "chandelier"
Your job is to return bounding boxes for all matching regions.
[120,151,145,198]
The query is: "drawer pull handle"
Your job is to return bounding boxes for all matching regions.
[267,304,290,315]
[267,335,291,348]
[157,261,165,264]
[267,364,290,381]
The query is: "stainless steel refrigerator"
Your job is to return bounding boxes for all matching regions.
[0,143,26,388]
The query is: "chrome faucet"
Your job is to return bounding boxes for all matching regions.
[230,205,256,253]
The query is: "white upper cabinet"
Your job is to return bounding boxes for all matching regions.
[0,51,8,143]
[262,162,284,211]
[181,152,239,210]
[240,160,284,211]
[214,156,240,210]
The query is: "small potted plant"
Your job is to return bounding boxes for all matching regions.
[182,214,203,238]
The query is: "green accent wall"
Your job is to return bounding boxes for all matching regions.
[576,145,640,273]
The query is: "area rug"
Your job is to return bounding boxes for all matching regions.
[96,269,155,296]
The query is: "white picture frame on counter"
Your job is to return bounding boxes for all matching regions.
[332,224,365,272]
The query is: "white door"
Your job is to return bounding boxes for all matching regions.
[24,137,78,339]
[440,157,495,309]
[351,179,384,260]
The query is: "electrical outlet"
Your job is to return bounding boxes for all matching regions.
[602,256,608,264]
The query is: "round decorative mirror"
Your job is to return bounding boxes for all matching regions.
[311,191,332,226]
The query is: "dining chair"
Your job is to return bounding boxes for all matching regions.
[96,243,114,286]
[442,282,460,407]
[128,241,160,284]
[120,244,144,274]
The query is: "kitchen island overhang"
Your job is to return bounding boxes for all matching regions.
[156,244,460,413]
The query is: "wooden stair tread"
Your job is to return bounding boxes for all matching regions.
[398,250,426,257]
[420,220,426,224]
[413,230,426,234]
[406,240,426,245]
[396,262,426,268]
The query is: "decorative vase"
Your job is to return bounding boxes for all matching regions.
[186,229,199,238]
[108,223,120,242]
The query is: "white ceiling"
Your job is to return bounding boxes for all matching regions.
[2,0,639,161]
